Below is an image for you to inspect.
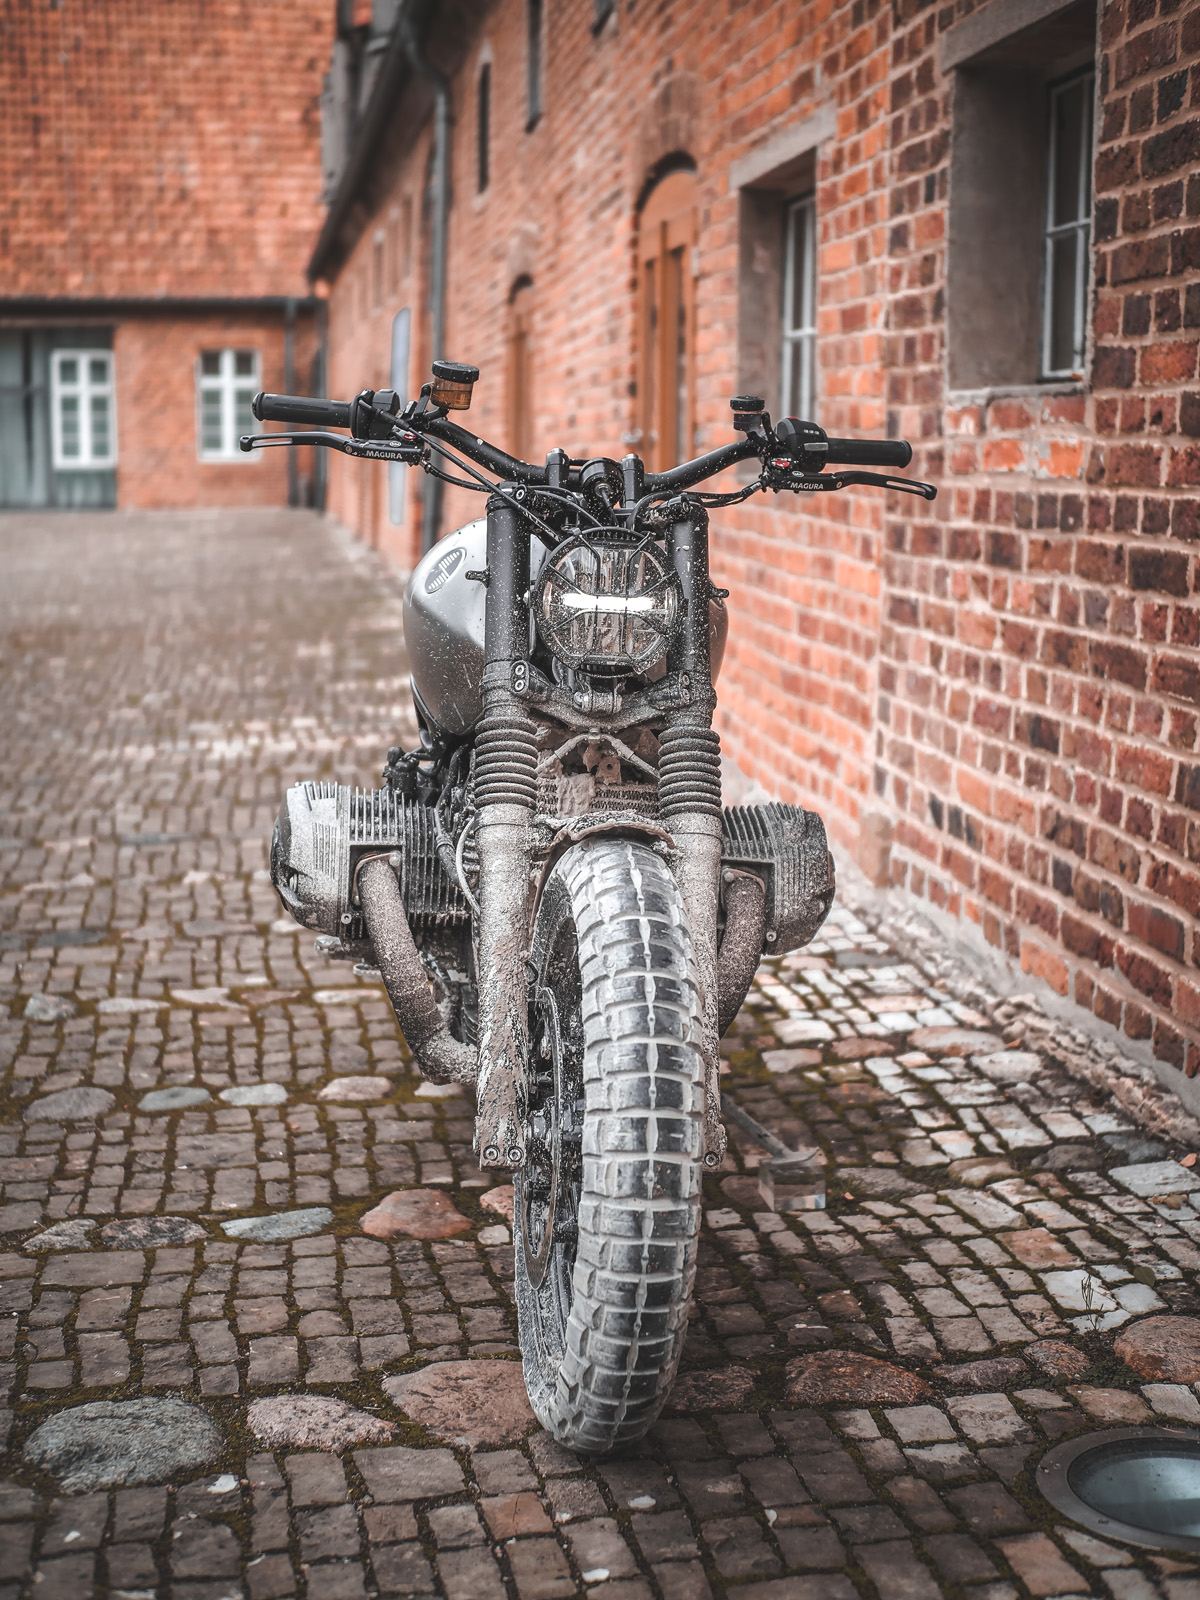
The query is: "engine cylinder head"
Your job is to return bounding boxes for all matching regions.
[721,802,834,953]
[270,782,470,943]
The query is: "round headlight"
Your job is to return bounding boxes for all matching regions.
[534,538,680,675]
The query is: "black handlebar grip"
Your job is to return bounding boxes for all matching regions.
[251,392,353,429]
[825,436,912,469]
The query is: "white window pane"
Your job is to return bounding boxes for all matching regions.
[88,356,109,386]
[234,387,255,436]
[782,196,817,418]
[1047,232,1080,373]
[789,210,809,332]
[60,394,80,458]
[59,357,79,386]
[1052,81,1087,227]
[201,390,224,453]
[90,395,111,459]
[200,351,221,377]
[1043,72,1094,380]
[234,350,255,377]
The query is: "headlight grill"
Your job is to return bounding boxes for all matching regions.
[533,537,679,674]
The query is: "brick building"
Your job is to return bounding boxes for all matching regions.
[0,0,333,510]
[312,0,1200,1100]
[312,0,1200,1103]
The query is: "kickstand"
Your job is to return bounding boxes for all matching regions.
[721,1097,826,1212]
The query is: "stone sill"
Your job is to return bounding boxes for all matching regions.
[946,381,1087,408]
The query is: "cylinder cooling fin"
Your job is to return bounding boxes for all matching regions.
[271,782,833,958]
[270,782,470,942]
[721,802,835,953]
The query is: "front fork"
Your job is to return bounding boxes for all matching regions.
[473,495,537,1171]
[662,509,726,1168]
[470,495,726,1171]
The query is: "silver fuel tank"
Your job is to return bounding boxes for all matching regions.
[403,519,728,737]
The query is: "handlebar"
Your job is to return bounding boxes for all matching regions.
[245,385,933,503]
[826,436,911,469]
[253,392,352,429]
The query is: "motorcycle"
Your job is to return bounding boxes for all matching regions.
[242,361,936,1453]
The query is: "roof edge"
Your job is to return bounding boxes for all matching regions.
[0,296,318,317]
[308,1,419,284]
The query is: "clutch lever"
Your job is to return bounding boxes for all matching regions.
[780,467,937,500]
[238,430,426,464]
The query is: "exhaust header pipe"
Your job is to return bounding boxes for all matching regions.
[356,856,476,1086]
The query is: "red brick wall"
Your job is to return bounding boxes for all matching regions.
[114,315,315,510]
[877,0,1200,1079]
[2,0,331,298]
[322,0,1200,1085]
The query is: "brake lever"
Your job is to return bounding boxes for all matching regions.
[238,431,425,464]
[778,468,937,501]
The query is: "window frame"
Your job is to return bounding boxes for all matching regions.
[1040,66,1094,382]
[526,0,543,131]
[50,349,117,471]
[195,347,261,463]
[780,192,818,420]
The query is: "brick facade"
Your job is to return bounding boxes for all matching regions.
[1,0,330,509]
[316,0,1199,1095]
[114,315,316,510]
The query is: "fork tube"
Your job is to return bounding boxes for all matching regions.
[472,494,537,1170]
[661,508,726,1166]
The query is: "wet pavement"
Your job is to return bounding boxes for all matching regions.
[3,509,1200,1600]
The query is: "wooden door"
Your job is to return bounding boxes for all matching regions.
[637,170,697,474]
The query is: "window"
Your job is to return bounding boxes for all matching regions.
[733,135,821,430]
[402,196,413,280]
[51,350,116,470]
[944,0,1096,391]
[478,62,491,192]
[637,169,697,473]
[509,279,535,461]
[388,206,401,297]
[781,195,818,419]
[197,349,259,461]
[526,0,543,129]
[389,309,411,526]
[1043,71,1094,379]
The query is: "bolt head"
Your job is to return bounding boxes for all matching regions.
[507,1145,524,1165]
[482,1145,500,1163]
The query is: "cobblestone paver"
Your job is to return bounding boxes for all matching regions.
[3,510,1200,1599]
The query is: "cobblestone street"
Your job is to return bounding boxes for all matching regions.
[6,508,1200,1600]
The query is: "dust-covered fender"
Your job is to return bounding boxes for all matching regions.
[532,811,675,915]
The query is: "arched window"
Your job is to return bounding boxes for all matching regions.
[637,168,697,474]
[477,63,490,193]
[508,278,535,461]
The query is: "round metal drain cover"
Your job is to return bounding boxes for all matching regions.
[1038,1426,1200,1553]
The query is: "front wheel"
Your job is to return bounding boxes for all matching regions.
[513,836,707,1454]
